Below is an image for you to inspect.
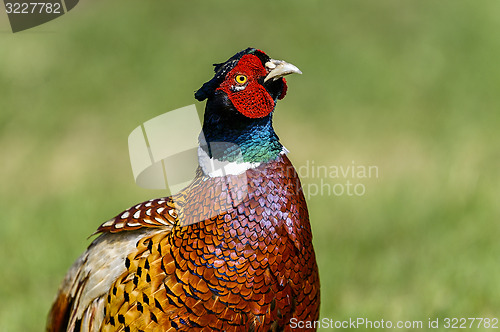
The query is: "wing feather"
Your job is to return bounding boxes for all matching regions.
[96,197,178,234]
[47,229,165,332]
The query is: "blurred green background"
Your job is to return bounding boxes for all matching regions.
[1,0,499,331]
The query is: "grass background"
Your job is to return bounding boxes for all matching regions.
[1,0,499,330]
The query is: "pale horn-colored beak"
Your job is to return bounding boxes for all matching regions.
[264,59,302,82]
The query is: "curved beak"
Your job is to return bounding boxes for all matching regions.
[264,59,302,82]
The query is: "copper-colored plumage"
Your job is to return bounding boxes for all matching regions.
[48,156,319,331]
[47,48,320,331]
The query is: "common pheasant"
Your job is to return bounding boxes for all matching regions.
[47,48,320,332]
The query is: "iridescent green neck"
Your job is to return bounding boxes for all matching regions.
[201,99,282,163]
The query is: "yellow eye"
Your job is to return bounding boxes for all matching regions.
[235,74,248,85]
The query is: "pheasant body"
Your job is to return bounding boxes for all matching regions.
[48,48,320,332]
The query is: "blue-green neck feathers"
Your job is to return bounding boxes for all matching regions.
[200,93,282,164]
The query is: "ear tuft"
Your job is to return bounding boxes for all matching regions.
[195,48,266,101]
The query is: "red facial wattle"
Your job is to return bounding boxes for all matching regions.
[278,78,287,100]
[216,54,286,119]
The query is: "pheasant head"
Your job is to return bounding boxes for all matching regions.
[195,48,301,165]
